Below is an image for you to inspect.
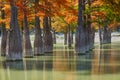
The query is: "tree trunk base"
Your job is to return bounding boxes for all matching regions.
[6,52,23,61]
[23,49,33,58]
[75,47,86,54]
[34,47,44,56]
[34,54,44,56]
[44,46,53,53]
[74,52,86,55]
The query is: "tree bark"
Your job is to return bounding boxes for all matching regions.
[34,0,44,55]
[34,16,44,55]
[90,28,95,49]
[64,32,67,45]
[88,0,94,50]
[98,24,103,45]
[107,29,111,43]
[71,31,74,44]
[103,26,111,44]
[75,0,86,54]
[68,25,72,48]
[22,9,33,57]
[83,0,88,52]
[53,30,56,44]
[6,3,23,61]
[43,17,53,53]
[1,10,7,56]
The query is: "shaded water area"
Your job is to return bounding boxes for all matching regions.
[0,43,120,80]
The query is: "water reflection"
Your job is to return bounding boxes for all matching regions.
[0,44,120,80]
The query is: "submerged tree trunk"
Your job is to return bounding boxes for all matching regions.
[1,10,7,56]
[43,17,53,53]
[6,3,23,61]
[75,0,86,54]
[34,0,44,55]
[103,26,111,44]
[64,32,67,45]
[22,9,33,57]
[68,25,72,48]
[34,16,44,55]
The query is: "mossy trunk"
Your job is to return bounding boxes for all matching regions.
[75,0,86,54]
[43,17,53,53]
[22,9,33,58]
[1,10,7,56]
[34,16,44,55]
[6,4,23,61]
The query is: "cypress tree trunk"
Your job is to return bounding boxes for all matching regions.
[103,26,111,44]
[107,29,111,43]
[68,25,72,48]
[71,31,74,44]
[34,16,44,55]
[90,28,95,49]
[6,2,23,61]
[103,26,107,44]
[88,0,94,50]
[83,0,88,52]
[53,30,56,44]
[75,0,86,54]
[34,0,44,55]
[1,10,7,56]
[22,9,33,58]
[98,23,103,45]
[64,32,67,45]
[43,17,53,53]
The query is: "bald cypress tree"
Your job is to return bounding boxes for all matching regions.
[6,0,22,61]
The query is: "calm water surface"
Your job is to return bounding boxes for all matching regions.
[0,43,120,80]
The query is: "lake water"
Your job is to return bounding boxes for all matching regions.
[0,43,120,80]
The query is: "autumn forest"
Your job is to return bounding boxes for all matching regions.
[0,0,120,80]
[0,0,120,60]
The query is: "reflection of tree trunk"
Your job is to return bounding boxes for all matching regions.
[68,25,72,48]
[22,9,33,57]
[34,16,44,55]
[103,26,111,44]
[75,0,86,54]
[6,3,22,61]
[34,1,44,55]
[43,17,53,53]
[1,10,7,56]
[53,30,56,44]
[64,32,67,45]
